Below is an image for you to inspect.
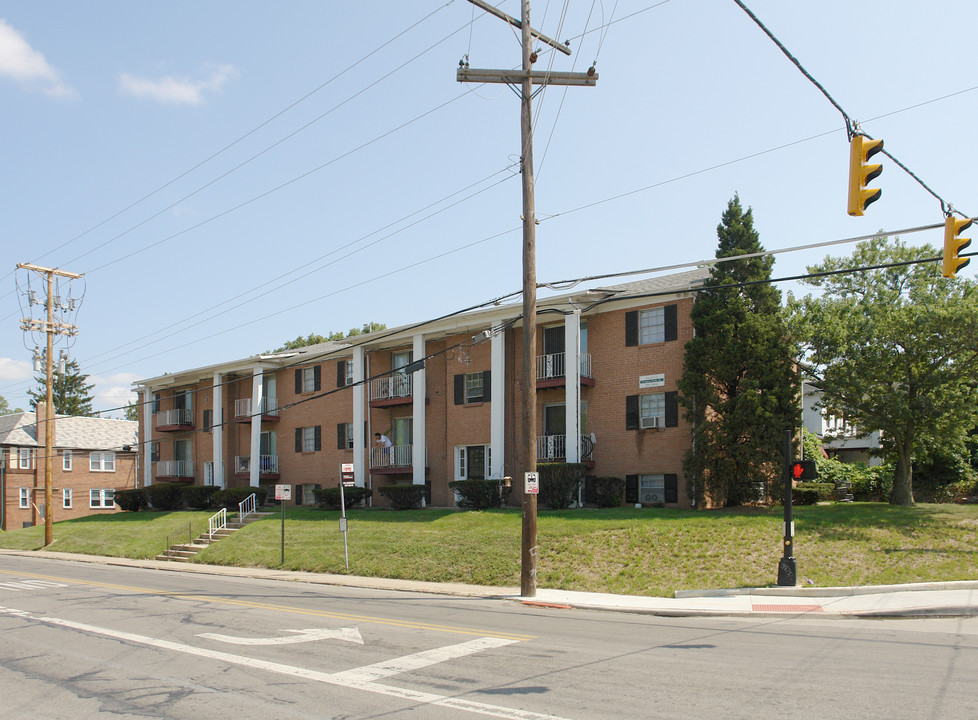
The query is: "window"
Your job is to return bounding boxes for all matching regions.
[63,488,73,509]
[19,488,29,509]
[640,394,665,425]
[337,359,354,387]
[295,426,321,453]
[152,392,160,414]
[296,366,321,393]
[454,371,491,405]
[151,442,160,463]
[63,449,73,471]
[338,423,354,450]
[204,461,215,486]
[90,489,115,509]
[90,451,116,472]
[626,392,678,430]
[456,444,490,481]
[19,448,32,469]
[301,484,318,505]
[202,409,212,432]
[625,474,679,505]
[625,305,678,346]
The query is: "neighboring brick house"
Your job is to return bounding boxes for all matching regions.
[133,270,708,509]
[0,409,138,530]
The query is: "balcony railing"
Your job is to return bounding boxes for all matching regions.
[369,444,423,470]
[536,352,592,381]
[369,373,412,402]
[155,460,194,478]
[536,434,595,462]
[234,455,279,475]
[234,396,279,419]
[155,408,193,430]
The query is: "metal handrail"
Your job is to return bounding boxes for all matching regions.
[208,508,226,541]
[163,521,193,559]
[239,493,257,522]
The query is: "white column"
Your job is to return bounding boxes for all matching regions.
[352,346,366,488]
[212,372,224,489]
[142,388,153,487]
[249,367,263,488]
[490,321,506,478]
[565,311,582,464]
[412,334,426,487]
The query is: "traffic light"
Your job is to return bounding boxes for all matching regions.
[943,215,973,278]
[847,135,883,216]
[790,460,817,481]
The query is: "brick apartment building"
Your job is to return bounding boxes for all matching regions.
[133,270,708,508]
[0,408,138,530]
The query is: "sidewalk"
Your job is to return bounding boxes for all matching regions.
[4,549,978,618]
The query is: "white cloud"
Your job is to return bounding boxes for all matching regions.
[0,19,75,98]
[0,356,33,382]
[120,63,237,105]
[91,372,139,416]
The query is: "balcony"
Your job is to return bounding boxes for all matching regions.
[536,352,594,389]
[369,374,412,407]
[234,454,280,480]
[536,434,596,467]
[234,397,280,423]
[154,460,194,482]
[155,408,194,432]
[369,444,426,475]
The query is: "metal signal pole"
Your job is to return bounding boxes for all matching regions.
[18,263,82,546]
[458,0,597,597]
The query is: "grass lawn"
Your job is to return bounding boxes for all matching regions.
[2,503,976,597]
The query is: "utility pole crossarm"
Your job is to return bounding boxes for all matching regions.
[457,67,597,87]
[465,0,572,56]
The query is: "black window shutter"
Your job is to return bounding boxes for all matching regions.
[625,395,639,430]
[625,311,638,347]
[336,361,345,388]
[337,423,346,450]
[314,425,321,451]
[295,428,302,453]
[203,409,212,431]
[625,475,639,504]
[454,374,464,405]
[483,370,491,402]
[664,474,678,504]
[664,304,678,342]
[313,365,321,391]
[294,369,302,394]
[295,485,302,505]
[665,391,679,427]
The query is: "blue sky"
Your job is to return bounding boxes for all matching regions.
[2,0,976,416]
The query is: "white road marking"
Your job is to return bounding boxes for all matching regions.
[1,605,571,720]
[198,627,364,645]
[0,580,69,591]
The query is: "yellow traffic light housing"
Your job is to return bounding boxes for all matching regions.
[943,215,973,278]
[847,135,883,216]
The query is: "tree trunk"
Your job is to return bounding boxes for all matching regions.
[890,433,915,506]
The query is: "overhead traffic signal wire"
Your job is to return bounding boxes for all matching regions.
[731,0,971,220]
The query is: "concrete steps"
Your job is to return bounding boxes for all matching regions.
[156,510,274,562]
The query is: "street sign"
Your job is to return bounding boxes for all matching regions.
[340,462,355,486]
[524,471,539,495]
[274,484,292,501]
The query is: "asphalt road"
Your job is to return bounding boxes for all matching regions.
[1,555,977,719]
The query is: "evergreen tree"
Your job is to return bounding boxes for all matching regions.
[678,195,799,507]
[28,358,95,416]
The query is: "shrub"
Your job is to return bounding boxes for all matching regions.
[313,486,372,510]
[849,464,893,501]
[378,484,426,510]
[114,488,148,512]
[182,485,221,510]
[584,476,625,508]
[793,487,820,505]
[213,486,268,511]
[795,482,835,503]
[146,482,185,511]
[449,479,510,510]
[538,463,586,510]
[933,480,978,504]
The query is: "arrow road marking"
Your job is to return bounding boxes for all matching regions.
[198,627,364,645]
[0,605,571,720]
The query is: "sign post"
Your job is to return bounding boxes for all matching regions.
[275,484,291,565]
[339,463,355,570]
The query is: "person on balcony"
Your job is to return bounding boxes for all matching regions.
[375,432,393,466]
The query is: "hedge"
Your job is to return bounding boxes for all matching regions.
[538,463,587,510]
[146,482,185,511]
[182,485,222,510]
[114,488,148,512]
[584,476,625,508]
[378,484,426,510]
[313,486,372,510]
[449,479,510,510]
[213,486,267,511]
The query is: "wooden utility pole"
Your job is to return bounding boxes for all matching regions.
[458,0,597,597]
[18,263,82,546]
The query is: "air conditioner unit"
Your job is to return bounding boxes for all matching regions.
[641,490,663,504]
[639,415,661,429]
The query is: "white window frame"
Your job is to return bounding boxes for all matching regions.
[301,367,317,393]
[455,444,491,481]
[90,488,115,509]
[302,484,317,505]
[464,372,485,404]
[343,422,354,450]
[19,487,30,509]
[639,393,666,421]
[90,451,116,473]
[204,461,215,486]
[63,488,73,509]
[638,307,665,345]
[63,449,73,471]
[345,360,354,386]
[19,447,32,469]
[639,474,665,503]
[300,426,317,453]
